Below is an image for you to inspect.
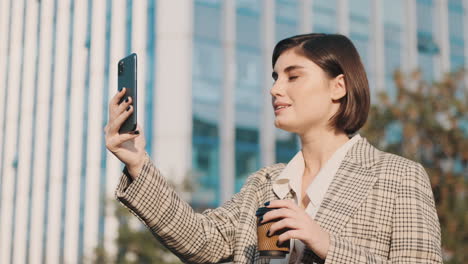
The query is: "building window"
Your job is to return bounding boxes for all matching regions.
[192,0,223,207]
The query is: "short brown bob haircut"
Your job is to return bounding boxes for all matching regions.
[272,33,370,135]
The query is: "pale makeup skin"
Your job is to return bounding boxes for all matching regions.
[262,48,350,259]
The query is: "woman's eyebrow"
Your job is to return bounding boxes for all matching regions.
[283,65,305,73]
[272,65,305,78]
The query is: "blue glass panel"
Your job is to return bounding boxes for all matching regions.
[41,0,60,262]
[419,53,435,81]
[276,0,299,22]
[274,0,299,163]
[235,2,262,191]
[236,50,262,103]
[383,0,403,102]
[417,0,433,34]
[448,0,465,71]
[193,39,223,84]
[77,0,95,260]
[448,0,463,9]
[126,0,132,54]
[416,0,436,80]
[145,0,156,156]
[97,0,114,250]
[196,0,222,7]
[25,0,46,262]
[235,127,260,191]
[383,0,403,24]
[313,0,337,33]
[275,132,298,163]
[192,1,222,207]
[349,0,371,71]
[236,4,261,49]
[59,1,76,262]
[9,0,30,262]
[192,119,220,208]
[194,2,222,41]
[275,0,299,42]
[237,0,261,14]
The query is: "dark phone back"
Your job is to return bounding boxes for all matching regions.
[117,53,137,133]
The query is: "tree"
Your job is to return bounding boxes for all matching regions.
[362,70,468,264]
[90,174,197,264]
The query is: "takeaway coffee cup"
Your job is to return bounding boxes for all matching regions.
[256,207,290,258]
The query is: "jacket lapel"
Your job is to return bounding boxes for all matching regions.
[300,138,381,263]
[260,138,381,263]
[314,137,380,234]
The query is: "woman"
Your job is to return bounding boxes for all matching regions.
[105,34,442,263]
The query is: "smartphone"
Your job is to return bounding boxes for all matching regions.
[117,53,137,133]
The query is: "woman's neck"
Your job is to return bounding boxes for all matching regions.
[299,129,350,175]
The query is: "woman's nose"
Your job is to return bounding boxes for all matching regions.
[270,82,283,97]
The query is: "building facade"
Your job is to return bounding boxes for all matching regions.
[0,0,467,263]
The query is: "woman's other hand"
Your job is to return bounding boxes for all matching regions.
[261,199,331,259]
[104,88,147,179]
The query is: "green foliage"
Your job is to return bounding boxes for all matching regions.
[115,204,182,264]
[89,174,198,263]
[362,70,468,264]
[89,201,182,264]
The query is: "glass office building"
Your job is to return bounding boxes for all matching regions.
[0,0,467,263]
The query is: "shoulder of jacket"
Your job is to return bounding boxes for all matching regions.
[378,151,420,168]
[375,150,427,182]
[378,150,415,164]
[246,163,286,183]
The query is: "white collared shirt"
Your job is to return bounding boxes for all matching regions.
[270,134,362,264]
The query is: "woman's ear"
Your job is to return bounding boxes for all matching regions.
[330,74,346,101]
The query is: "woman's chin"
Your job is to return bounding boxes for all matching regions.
[274,119,296,132]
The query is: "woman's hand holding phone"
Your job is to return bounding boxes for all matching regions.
[104,87,146,179]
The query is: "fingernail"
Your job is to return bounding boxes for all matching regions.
[125,98,129,103]
[126,106,131,111]
[259,216,263,222]
[264,201,270,206]
[134,130,140,135]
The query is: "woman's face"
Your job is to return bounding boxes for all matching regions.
[270,49,345,135]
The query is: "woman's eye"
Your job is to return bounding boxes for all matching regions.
[288,76,298,81]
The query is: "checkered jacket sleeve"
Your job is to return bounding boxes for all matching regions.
[115,153,256,263]
[324,162,442,263]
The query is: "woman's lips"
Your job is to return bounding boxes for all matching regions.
[274,105,290,115]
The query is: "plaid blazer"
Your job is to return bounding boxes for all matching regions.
[115,137,442,263]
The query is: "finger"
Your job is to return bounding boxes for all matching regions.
[110,87,126,106]
[109,89,128,120]
[117,131,140,143]
[268,217,299,236]
[265,199,299,211]
[108,105,134,134]
[115,96,133,116]
[262,208,295,224]
[134,123,144,136]
[278,230,302,245]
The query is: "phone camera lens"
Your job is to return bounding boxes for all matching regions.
[118,61,124,75]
